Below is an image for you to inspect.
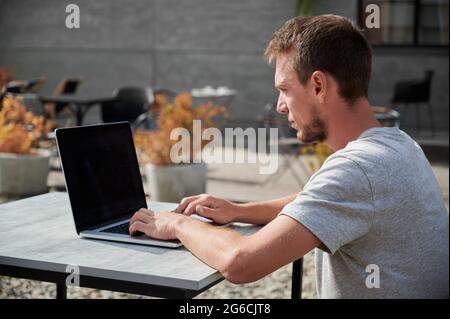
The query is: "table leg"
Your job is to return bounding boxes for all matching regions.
[75,105,84,126]
[291,258,303,299]
[56,283,67,299]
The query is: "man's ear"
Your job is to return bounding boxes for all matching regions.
[310,71,327,104]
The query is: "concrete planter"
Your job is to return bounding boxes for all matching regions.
[145,163,207,202]
[0,150,50,196]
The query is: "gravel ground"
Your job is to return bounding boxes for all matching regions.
[0,252,316,299]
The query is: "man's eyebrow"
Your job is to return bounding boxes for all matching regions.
[275,81,288,89]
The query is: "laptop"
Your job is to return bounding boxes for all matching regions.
[55,122,182,248]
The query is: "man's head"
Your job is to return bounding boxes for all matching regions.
[265,15,372,143]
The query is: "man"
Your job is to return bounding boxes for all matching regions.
[129,15,449,298]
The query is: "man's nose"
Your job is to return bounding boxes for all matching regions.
[276,97,288,114]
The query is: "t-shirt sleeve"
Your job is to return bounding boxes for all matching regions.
[280,155,375,255]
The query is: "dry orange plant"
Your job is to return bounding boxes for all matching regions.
[134,92,228,166]
[0,95,54,155]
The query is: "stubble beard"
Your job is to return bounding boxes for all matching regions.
[297,109,328,144]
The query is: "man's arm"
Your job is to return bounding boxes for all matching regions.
[176,194,297,225]
[235,194,297,224]
[129,209,320,284]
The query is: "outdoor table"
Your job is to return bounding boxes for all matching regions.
[39,95,118,126]
[372,106,401,127]
[0,192,304,299]
[191,86,237,107]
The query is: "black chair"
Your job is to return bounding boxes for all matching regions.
[5,80,29,94]
[53,78,81,113]
[101,87,156,130]
[392,70,435,135]
[43,77,81,123]
[1,82,28,106]
[1,77,46,103]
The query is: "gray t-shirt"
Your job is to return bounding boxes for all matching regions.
[280,127,449,298]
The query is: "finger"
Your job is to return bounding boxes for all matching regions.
[129,221,148,235]
[139,208,155,214]
[195,205,218,219]
[184,196,214,216]
[129,210,153,225]
[132,208,154,219]
[128,208,151,224]
[175,195,202,214]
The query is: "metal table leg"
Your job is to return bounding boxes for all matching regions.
[291,258,303,299]
[56,283,67,299]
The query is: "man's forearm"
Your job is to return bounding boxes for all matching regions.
[172,204,318,284]
[173,216,243,275]
[233,194,297,225]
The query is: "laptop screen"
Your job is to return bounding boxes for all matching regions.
[56,122,147,233]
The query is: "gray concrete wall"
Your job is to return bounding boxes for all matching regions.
[0,0,294,127]
[0,0,448,131]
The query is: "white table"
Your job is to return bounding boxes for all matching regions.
[191,86,237,109]
[0,192,261,298]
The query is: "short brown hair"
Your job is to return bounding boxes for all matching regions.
[265,15,372,105]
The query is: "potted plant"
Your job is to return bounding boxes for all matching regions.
[133,92,227,202]
[0,95,54,196]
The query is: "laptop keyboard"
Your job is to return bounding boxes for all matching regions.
[101,222,130,235]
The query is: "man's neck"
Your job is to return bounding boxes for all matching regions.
[325,99,381,151]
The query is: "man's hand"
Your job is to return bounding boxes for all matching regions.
[129,208,184,240]
[175,194,239,225]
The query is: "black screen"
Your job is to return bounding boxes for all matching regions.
[56,122,147,233]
